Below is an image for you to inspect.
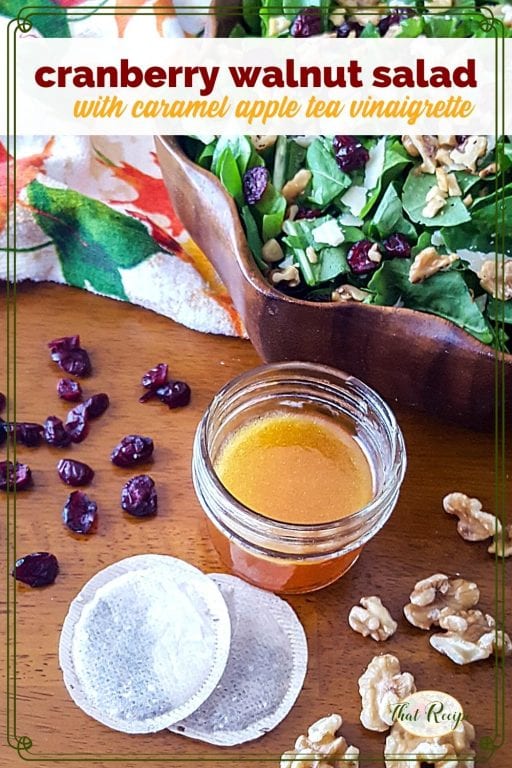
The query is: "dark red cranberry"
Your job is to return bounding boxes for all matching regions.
[378,8,414,36]
[333,136,369,172]
[141,363,168,390]
[43,416,72,447]
[0,460,32,491]
[58,348,91,377]
[9,422,44,447]
[62,490,97,534]
[111,435,154,467]
[57,378,82,402]
[295,207,324,220]
[156,381,191,409]
[347,240,380,275]
[65,406,89,443]
[290,6,322,37]
[12,552,58,587]
[336,21,363,37]
[383,233,411,259]
[47,335,80,361]
[243,167,269,205]
[57,458,94,487]
[121,474,157,517]
[0,392,5,412]
[83,393,109,419]
[0,419,7,446]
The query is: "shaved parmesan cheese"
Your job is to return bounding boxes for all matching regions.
[364,137,386,190]
[456,249,497,273]
[341,186,367,217]
[312,219,345,246]
[339,213,364,227]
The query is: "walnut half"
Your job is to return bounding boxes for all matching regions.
[478,258,512,301]
[443,492,502,541]
[348,596,397,641]
[280,714,359,768]
[430,610,512,665]
[404,574,480,630]
[358,654,416,732]
[409,247,458,284]
[384,718,476,768]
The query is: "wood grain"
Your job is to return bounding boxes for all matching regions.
[1,283,510,768]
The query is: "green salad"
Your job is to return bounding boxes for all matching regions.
[182,133,511,352]
[225,0,512,39]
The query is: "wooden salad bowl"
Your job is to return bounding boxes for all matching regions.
[155,136,511,430]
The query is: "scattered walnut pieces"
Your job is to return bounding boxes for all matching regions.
[331,284,370,303]
[422,185,447,218]
[280,713,359,768]
[281,169,312,202]
[358,654,416,732]
[443,492,501,542]
[488,523,512,557]
[449,136,487,173]
[409,247,458,283]
[267,16,291,36]
[262,238,284,264]
[251,135,278,151]
[348,597,397,642]
[270,265,300,288]
[384,719,476,768]
[404,574,480,630]
[430,610,512,665]
[478,258,512,301]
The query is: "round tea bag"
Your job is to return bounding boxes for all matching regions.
[59,555,231,733]
[169,573,308,746]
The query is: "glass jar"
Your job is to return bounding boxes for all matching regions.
[192,362,406,594]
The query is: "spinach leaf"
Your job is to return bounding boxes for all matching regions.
[486,297,512,323]
[255,186,287,241]
[212,136,255,178]
[367,259,494,344]
[402,170,471,226]
[242,0,261,33]
[240,205,266,270]
[306,139,350,206]
[316,247,350,282]
[216,148,244,206]
[371,183,417,240]
[359,138,412,217]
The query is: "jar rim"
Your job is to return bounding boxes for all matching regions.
[199,360,406,535]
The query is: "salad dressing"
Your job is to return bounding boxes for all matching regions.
[214,411,372,524]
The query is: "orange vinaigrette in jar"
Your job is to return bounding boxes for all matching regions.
[192,363,406,594]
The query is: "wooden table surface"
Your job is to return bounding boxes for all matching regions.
[1,282,510,768]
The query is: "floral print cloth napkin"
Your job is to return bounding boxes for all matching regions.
[0,1,243,337]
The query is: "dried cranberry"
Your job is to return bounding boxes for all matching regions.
[347,240,380,275]
[290,6,322,37]
[295,207,324,220]
[121,474,157,517]
[141,363,168,390]
[336,21,363,37]
[65,406,89,443]
[58,348,91,377]
[243,167,269,205]
[156,381,191,409]
[0,419,7,446]
[9,422,44,447]
[0,392,5,412]
[383,233,411,259]
[43,416,72,447]
[333,136,369,172]
[62,490,97,534]
[111,435,154,467]
[378,8,414,36]
[13,552,58,587]
[57,458,94,487]
[83,393,109,419]
[0,460,32,491]
[57,378,82,402]
[48,335,80,361]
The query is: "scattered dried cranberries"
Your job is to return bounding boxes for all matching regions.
[378,8,414,36]
[57,378,82,402]
[336,21,363,38]
[0,392,5,412]
[9,422,44,447]
[43,416,72,447]
[156,381,191,409]
[0,460,32,491]
[383,233,411,259]
[347,240,380,275]
[65,406,89,443]
[13,552,59,587]
[83,393,109,419]
[121,474,157,517]
[290,7,322,37]
[62,490,97,534]
[243,167,269,205]
[141,363,168,391]
[333,136,369,173]
[57,458,94,487]
[48,335,91,377]
[111,435,154,467]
